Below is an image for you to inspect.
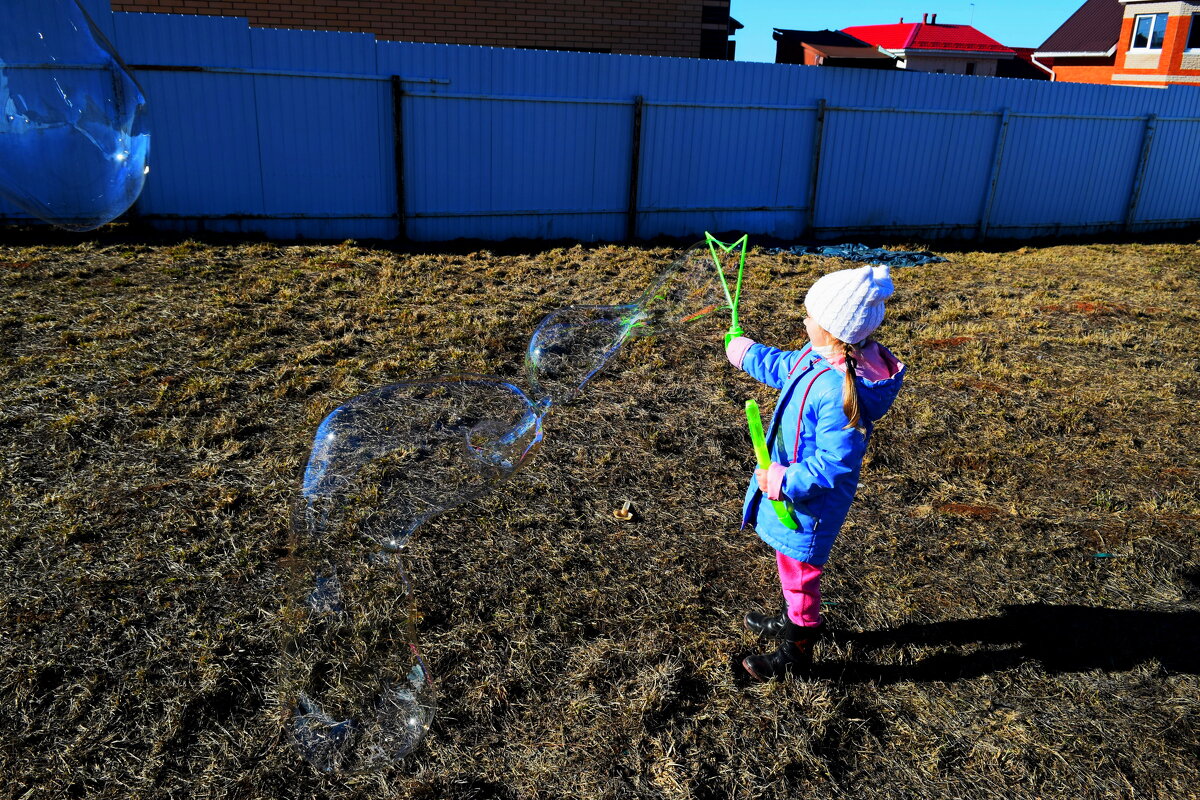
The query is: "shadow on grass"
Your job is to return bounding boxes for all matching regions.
[819,603,1200,684]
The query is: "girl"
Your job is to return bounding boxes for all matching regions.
[725,264,905,681]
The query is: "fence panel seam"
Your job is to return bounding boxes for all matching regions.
[391,75,407,240]
[979,108,1011,241]
[627,96,643,240]
[1125,113,1158,231]
[806,99,827,237]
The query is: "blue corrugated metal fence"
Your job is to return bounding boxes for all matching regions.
[3,6,1199,241]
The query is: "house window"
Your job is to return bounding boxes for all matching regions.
[965,62,976,75]
[1188,15,1200,51]
[1131,13,1168,50]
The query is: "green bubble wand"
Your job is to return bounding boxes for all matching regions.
[705,232,799,531]
[745,398,799,530]
[705,231,747,347]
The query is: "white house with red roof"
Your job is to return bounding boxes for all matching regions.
[843,13,1018,75]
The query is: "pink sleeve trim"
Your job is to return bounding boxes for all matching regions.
[726,337,755,369]
[766,463,787,501]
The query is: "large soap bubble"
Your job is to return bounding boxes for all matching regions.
[525,242,731,404]
[283,377,544,772]
[525,304,642,405]
[284,239,732,775]
[0,0,149,230]
[282,553,433,775]
[632,240,734,335]
[299,376,545,552]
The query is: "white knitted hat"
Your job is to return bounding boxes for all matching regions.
[804,264,894,345]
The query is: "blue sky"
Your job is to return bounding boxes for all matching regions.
[729,0,1088,62]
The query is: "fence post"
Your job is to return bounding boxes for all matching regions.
[390,75,408,241]
[805,99,826,238]
[1125,113,1157,233]
[979,108,1011,241]
[627,95,644,241]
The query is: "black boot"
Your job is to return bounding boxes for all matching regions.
[742,620,824,681]
[744,607,789,638]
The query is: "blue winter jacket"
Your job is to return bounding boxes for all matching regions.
[738,342,905,565]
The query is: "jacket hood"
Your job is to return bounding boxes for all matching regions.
[854,344,904,424]
[812,342,904,425]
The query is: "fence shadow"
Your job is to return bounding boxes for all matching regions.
[817,602,1200,684]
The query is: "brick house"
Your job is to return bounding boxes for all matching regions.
[1036,0,1200,86]
[841,13,1018,76]
[107,0,740,59]
[1032,0,1122,84]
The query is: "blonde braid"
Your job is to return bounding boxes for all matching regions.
[838,340,865,434]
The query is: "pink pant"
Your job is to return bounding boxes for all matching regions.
[776,551,823,626]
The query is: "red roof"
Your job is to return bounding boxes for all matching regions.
[842,22,1015,55]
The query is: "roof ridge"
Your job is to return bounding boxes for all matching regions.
[903,22,921,50]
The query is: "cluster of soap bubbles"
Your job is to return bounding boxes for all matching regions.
[0,0,149,230]
[0,1,744,779]
[282,242,734,774]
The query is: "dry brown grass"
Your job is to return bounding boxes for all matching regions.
[1,230,1199,799]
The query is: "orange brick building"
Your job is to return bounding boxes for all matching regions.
[1112,1,1200,87]
[1036,0,1200,86]
[107,0,740,59]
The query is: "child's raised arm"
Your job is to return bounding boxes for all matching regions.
[726,336,806,390]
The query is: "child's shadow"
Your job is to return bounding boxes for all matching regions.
[820,602,1200,684]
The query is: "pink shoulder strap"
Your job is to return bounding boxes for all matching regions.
[792,367,832,461]
[787,346,813,378]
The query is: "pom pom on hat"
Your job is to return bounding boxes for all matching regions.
[804,264,894,345]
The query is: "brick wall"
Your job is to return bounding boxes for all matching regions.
[1111,11,1200,86]
[108,0,733,58]
[1050,58,1119,85]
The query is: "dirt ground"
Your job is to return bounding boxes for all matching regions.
[1,230,1198,799]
